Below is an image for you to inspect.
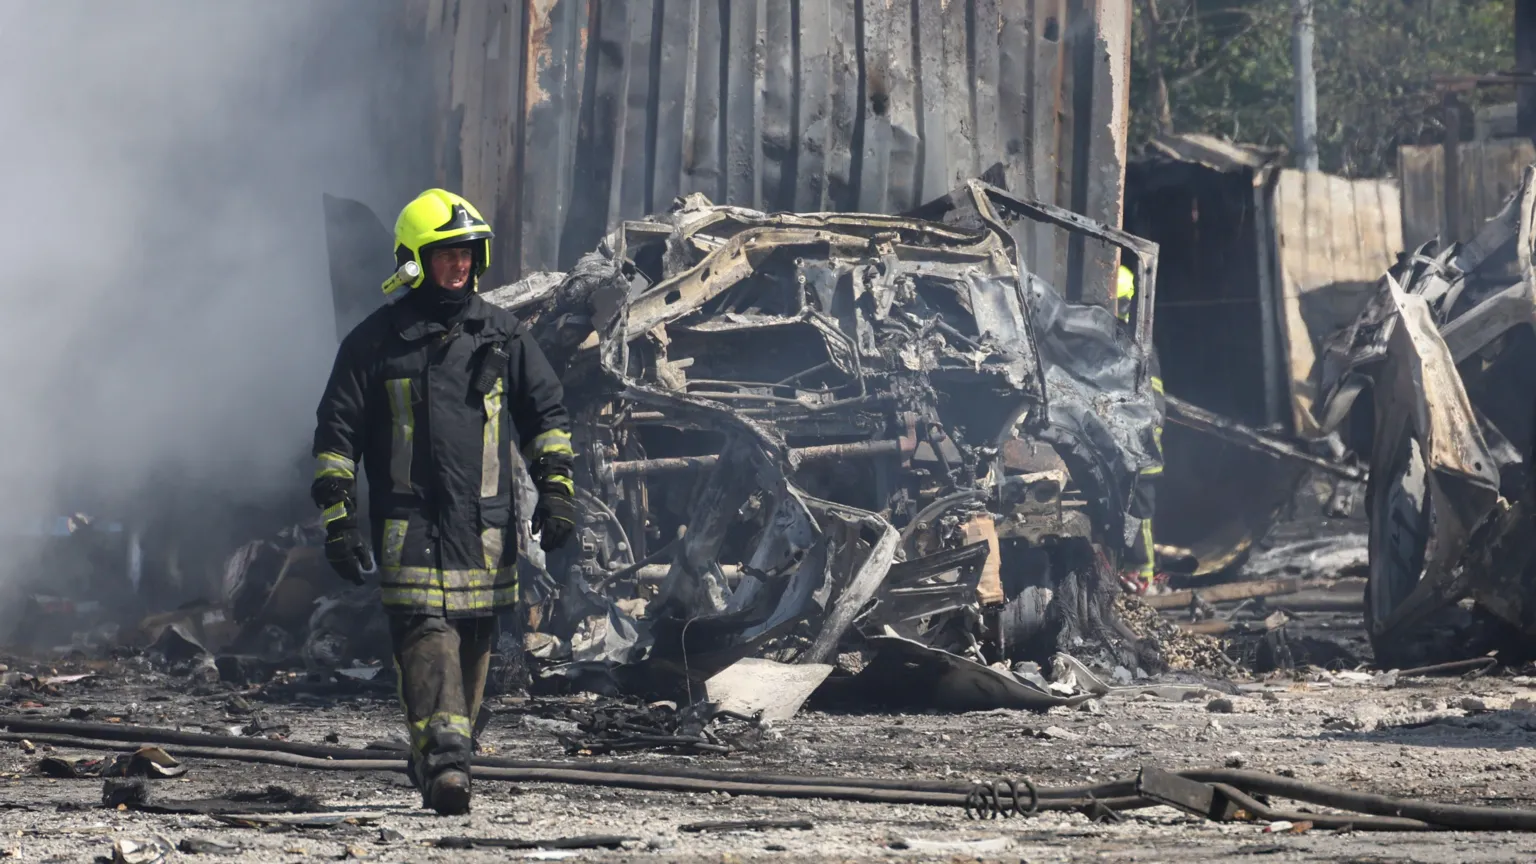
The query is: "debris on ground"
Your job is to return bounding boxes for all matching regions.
[38,746,184,780]
[433,835,637,851]
[209,811,384,830]
[702,658,832,723]
[679,818,815,833]
[174,838,241,855]
[109,836,172,864]
[1113,595,1233,673]
[550,698,764,756]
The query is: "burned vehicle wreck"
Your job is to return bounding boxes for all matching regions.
[474,181,1164,697]
[1314,165,1536,668]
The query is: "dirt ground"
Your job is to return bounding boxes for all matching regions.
[2,658,1536,863]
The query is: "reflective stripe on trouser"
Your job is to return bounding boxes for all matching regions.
[386,378,415,494]
[1138,518,1156,581]
[1140,425,1165,477]
[380,567,518,615]
[315,450,356,481]
[377,519,516,616]
[390,614,497,790]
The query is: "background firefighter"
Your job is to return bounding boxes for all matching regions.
[310,189,576,815]
[1119,264,1165,594]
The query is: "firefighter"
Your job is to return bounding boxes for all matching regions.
[1118,264,1165,594]
[311,189,576,815]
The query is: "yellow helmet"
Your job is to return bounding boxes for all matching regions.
[390,189,494,291]
[1116,264,1135,321]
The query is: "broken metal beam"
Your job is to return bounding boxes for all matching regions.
[1164,394,1367,482]
[1136,767,1242,822]
[608,439,904,478]
[1144,577,1303,610]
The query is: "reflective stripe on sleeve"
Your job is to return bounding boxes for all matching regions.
[315,451,356,481]
[524,428,574,458]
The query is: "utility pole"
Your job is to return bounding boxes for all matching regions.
[1518,0,1536,145]
[1292,0,1318,171]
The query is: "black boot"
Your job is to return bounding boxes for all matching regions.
[426,769,471,816]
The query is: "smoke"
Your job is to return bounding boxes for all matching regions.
[0,1,421,530]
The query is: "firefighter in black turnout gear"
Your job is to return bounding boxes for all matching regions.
[311,189,575,815]
[1118,264,1165,594]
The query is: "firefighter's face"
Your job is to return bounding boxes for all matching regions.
[429,247,474,291]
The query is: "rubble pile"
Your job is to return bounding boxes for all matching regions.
[1112,594,1232,673]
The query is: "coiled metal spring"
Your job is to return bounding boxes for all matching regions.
[964,778,1040,819]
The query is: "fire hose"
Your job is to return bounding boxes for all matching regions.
[3,717,1535,830]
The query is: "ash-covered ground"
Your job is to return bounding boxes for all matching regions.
[2,656,1536,863]
[2,502,1531,862]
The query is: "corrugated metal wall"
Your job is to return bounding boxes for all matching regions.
[1269,169,1403,436]
[1399,139,1535,251]
[405,0,1132,299]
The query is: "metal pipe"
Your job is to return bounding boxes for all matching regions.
[633,563,740,582]
[1164,393,1366,482]
[608,439,903,478]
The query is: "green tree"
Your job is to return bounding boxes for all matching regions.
[1131,0,1513,177]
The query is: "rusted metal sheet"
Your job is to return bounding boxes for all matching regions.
[1270,170,1402,436]
[1398,139,1536,251]
[413,0,1127,297]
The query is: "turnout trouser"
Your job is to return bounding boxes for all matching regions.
[389,614,497,791]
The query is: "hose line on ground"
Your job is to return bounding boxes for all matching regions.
[6,717,1536,830]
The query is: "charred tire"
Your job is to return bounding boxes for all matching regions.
[1363,433,1466,668]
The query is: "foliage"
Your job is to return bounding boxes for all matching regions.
[1131,0,1514,177]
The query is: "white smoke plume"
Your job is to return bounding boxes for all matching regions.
[0,0,422,536]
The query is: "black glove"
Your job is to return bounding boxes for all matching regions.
[532,487,577,551]
[324,514,375,585]
[313,477,374,584]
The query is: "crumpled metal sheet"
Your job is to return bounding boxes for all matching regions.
[864,634,1098,711]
